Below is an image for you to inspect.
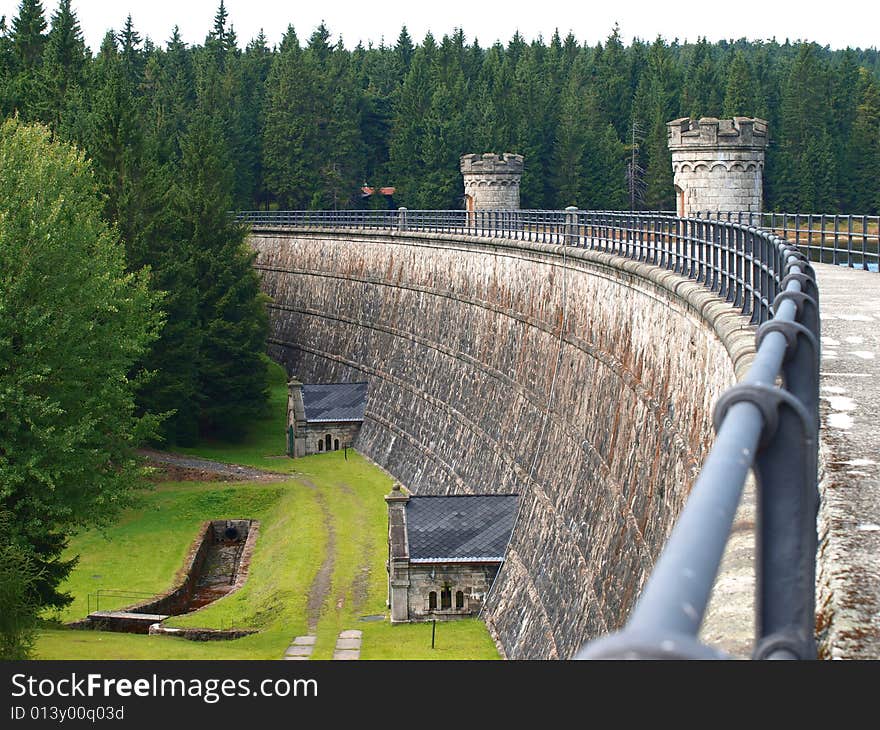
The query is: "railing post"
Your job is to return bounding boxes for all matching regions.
[564,206,578,247]
[397,207,408,232]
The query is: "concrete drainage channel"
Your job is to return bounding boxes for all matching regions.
[71,520,259,640]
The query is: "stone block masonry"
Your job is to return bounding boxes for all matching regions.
[251,229,754,659]
[668,117,768,218]
[460,153,523,210]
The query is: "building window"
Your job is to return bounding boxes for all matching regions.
[429,591,437,610]
[334,438,339,451]
[318,440,323,452]
[455,590,464,609]
[325,434,332,451]
[440,587,452,610]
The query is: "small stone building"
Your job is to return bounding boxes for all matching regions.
[667,117,768,218]
[287,379,367,457]
[385,486,519,622]
[460,152,524,212]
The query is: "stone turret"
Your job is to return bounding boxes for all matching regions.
[667,117,768,218]
[460,153,524,211]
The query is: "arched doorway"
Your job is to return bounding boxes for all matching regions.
[464,194,475,227]
[675,185,685,217]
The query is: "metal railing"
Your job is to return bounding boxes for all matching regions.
[241,208,820,659]
[241,208,788,324]
[86,589,156,614]
[698,210,880,272]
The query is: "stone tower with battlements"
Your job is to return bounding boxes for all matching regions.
[667,117,768,218]
[460,153,524,211]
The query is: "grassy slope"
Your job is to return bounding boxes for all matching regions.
[34,362,499,660]
[172,359,300,474]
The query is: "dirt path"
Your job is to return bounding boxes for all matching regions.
[298,477,336,634]
[139,448,286,482]
[336,482,373,616]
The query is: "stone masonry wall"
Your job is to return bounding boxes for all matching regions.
[668,117,768,218]
[406,564,499,621]
[299,422,361,455]
[251,229,754,659]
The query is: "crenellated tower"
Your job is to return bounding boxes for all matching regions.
[667,117,768,218]
[460,153,524,211]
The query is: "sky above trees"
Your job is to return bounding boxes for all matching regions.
[0,0,876,54]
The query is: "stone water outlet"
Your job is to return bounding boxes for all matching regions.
[74,519,259,639]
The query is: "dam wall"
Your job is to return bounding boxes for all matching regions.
[251,228,754,659]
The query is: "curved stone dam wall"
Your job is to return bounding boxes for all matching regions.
[251,229,753,659]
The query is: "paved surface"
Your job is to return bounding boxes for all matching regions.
[701,263,880,660]
[699,480,756,659]
[333,630,362,660]
[283,635,316,661]
[814,263,880,659]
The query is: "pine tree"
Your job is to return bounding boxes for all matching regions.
[388,47,432,207]
[848,69,880,214]
[41,0,87,123]
[393,26,414,80]
[723,51,756,117]
[262,25,319,208]
[9,0,48,119]
[681,37,721,118]
[177,107,269,437]
[596,25,631,139]
[147,26,196,166]
[11,0,46,69]
[632,37,678,210]
[773,43,834,210]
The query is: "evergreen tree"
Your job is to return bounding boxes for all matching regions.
[40,0,88,131]
[11,0,46,69]
[0,118,161,610]
[772,43,835,210]
[147,26,195,166]
[632,37,678,210]
[262,26,318,208]
[848,69,880,214]
[681,37,721,118]
[388,47,432,206]
[177,107,269,437]
[596,25,631,138]
[8,0,48,119]
[393,25,414,80]
[723,50,756,116]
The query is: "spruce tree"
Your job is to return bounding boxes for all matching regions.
[9,0,47,119]
[723,51,756,117]
[177,107,269,437]
[847,69,880,214]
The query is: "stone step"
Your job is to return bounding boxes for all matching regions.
[283,634,316,661]
[332,629,362,660]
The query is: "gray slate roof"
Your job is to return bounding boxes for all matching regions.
[302,382,368,423]
[406,494,519,563]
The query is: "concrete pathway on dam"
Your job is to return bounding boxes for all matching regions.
[699,262,880,660]
[813,263,880,659]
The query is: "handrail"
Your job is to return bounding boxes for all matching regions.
[697,210,879,272]
[87,589,158,615]
[240,208,820,659]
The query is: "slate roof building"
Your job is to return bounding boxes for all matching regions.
[385,486,519,622]
[287,379,368,457]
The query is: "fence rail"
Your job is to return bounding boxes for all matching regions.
[697,210,880,272]
[240,208,820,659]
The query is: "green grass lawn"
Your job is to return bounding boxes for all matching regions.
[33,359,500,661]
[172,358,301,474]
